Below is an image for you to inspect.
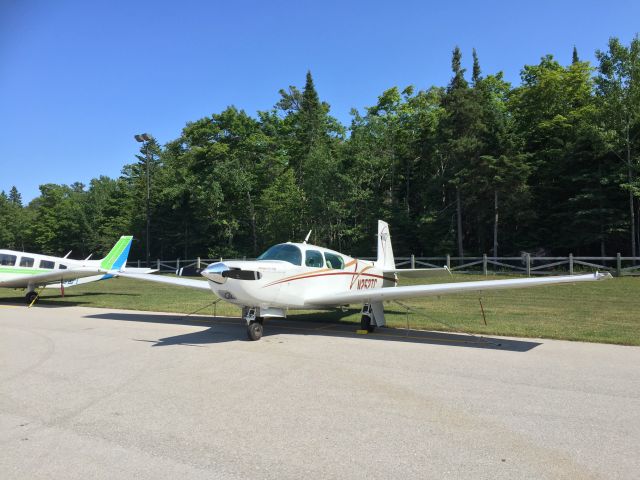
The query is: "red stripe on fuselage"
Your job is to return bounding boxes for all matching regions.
[264,270,395,288]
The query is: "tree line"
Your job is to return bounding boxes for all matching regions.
[1,36,639,261]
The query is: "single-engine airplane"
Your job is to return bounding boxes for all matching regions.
[121,221,612,340]
[0,236,144,303]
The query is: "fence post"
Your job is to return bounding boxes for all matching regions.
[482,254,488,276]
[616,253,622,277]
[137,259,140,268]
[157,259,160,270]
[525,253,531,277]
[446,254,451,270]
[411,254,415,269]
[177,258,180,272]
[197,257,201,269]
[569,253,574,275]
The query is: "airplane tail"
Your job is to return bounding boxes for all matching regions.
[99,236,133,271]
[374,220,395,270]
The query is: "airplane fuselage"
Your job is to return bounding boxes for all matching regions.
[0,249,86,285]
[201,242,396,312]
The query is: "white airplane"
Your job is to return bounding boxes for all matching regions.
[0,236,140,304]
[121,221,612,340]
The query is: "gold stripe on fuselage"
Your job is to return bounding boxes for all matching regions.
[263,259,358,287]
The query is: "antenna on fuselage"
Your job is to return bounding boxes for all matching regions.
[63,251,72,259]
[303,230,312,244]
[84,253,93,261]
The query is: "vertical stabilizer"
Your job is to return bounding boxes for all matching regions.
[375,220,395,270]
[100,236,133,271]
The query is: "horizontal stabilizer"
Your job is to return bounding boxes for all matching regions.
[384,267,451,278]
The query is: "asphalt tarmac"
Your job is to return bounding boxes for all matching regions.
[1,305,639,479]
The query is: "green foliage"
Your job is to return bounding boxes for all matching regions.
[3,37,640,260]
[595,35,640,255]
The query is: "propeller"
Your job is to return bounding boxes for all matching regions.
[202,262,262,283]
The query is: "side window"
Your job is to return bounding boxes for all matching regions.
[39,260,55,269]
[305,250,324,268]
[20,257,34,267]
[0,254,17,266]
[324,252,344,270]
[59,264,68,270]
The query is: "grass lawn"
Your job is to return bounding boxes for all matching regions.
[1,273,638,346]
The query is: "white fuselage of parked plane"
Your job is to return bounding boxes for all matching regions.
[0,249,100,285]
[201,243,397,311]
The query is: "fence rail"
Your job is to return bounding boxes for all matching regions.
[127,254,640,277]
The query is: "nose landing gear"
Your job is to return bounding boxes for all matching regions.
[247,320,263,341]
[243,307,264,341]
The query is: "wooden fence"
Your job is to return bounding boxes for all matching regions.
[127,254,640,277]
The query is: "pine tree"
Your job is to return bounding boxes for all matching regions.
[299,70,325,178]
[440,47,483,258]
[8,186,22,206]
[595,36,640,256]
[472,48,482,84]
[450,47,467,90]
[0,191,13,247]
[572,45,579,64]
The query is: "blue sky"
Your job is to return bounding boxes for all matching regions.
[1,0,639,201]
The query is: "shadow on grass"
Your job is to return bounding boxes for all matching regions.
[84,310,540,352]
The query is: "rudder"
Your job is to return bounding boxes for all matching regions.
[375,220,395,270]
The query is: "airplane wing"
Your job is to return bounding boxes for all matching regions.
[304,272,612,306]
[117,272,211,291]
[0,268,108,289]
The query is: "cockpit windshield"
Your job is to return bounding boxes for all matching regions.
[257,244,302,266]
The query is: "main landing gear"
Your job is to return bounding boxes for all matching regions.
[243,307,264,341]
[25,291,38,305]
[360,303,376,333]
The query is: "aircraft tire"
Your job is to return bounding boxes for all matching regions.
[25,291,38,304]
[360,315,375,333]
[247,321,263,341]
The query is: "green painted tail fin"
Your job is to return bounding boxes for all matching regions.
[100,236,133,270]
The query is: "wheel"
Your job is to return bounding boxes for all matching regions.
[25,291,38,304]
[247,321,263,341]
[360,315,375,333]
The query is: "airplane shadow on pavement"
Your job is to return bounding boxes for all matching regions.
[84,311,541,352]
